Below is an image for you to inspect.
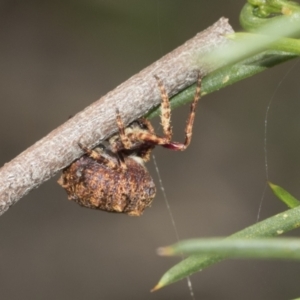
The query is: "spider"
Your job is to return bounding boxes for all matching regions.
[58,74,202,216]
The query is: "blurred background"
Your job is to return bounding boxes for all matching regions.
[1,1,300,299]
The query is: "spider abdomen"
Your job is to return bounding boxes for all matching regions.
[58,154,156,216]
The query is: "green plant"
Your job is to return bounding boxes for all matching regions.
[151,0,300,293]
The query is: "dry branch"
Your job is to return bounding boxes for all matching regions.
[0,17,234,216]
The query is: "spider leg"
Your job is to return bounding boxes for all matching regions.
[115,152,127,170]
[135,118,154,161]
[139,118,155,134]
[78,143,119,169]
[154,75,172,142]
[116,108,132,150]
[163,75,201,151]
[183,75,202,149]
[134,132,170,148]
[153,74,201,151]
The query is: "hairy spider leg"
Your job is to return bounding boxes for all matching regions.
[134,118,156,162]
[135,74,202,151]
[114,109,134,169]
[116,108,133,150]
[154,75,173,141]
[183,75,202,149]
[115,108,156,163]
[78,142,118,169]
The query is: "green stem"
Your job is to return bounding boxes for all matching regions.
[231,33,300,55]
[147,50,297,119]
[151,0,300,292]
[241,1,300,31]
[153,205,300,290]
[159,238,300,260]
[147,1,300,119]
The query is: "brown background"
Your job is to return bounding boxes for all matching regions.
[1,1,300,299]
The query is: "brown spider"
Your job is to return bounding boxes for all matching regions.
[58,75,202,216]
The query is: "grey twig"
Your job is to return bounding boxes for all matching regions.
[0,17,234,216]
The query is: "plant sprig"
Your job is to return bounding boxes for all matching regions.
[152,0,300,291]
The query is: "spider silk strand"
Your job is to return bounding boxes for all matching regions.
[152,154,196,300]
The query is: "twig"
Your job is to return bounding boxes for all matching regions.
[0,17,234,216]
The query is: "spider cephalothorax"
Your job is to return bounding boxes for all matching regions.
[58,75,202,216]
